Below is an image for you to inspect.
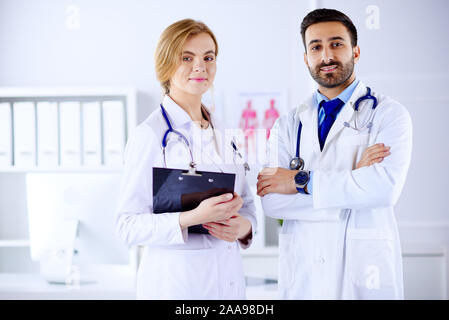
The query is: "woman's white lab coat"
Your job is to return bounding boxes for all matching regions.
[115,95,257,300]
[261,81,412,299]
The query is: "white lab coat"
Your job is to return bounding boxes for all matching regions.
[261,81,412,299]
[115,95,257,300]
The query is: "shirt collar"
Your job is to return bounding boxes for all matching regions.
[315,78,360,107]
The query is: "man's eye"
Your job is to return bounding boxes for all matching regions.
[311,45,321,51]
[332,42,343,47]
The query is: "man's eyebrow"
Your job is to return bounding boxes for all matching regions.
[308,39,321,47]
[328,36,346,42]
[182,50,216,55]
[308,36,346,47]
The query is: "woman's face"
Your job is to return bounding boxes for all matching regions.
[169,32,217,97]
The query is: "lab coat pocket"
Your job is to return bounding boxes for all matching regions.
[338,134,370,169]
[278,233,295,290]
[340,133,369,146]
[346,228,396,299]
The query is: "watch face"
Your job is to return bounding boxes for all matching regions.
[295,170,309,185]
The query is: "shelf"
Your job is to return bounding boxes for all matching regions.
[0,87,137,98]
[0,240,30,248]
[0,167,123,173]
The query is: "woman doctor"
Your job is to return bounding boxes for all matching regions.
[115,19,256,300]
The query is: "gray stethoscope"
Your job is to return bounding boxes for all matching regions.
[160,104,250,175]
[289,87,378,170]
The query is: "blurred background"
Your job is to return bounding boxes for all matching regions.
[0,0,448,299]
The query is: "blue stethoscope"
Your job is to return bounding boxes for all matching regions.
[160,104,250,174]
[160,104,196,172]
[289,87,378,170]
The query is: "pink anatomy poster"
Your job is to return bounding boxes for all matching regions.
[224,91,288,167]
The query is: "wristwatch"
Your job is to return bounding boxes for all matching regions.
[294,170,310,194]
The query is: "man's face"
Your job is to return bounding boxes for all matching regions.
[303,21,360,88]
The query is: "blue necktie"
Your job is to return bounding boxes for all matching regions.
[318,98,345,151]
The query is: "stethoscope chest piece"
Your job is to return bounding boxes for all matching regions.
[289,157,304,171]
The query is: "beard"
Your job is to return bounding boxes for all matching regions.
[308,57,354,88]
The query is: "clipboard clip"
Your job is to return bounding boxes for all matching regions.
[182,161,202,177]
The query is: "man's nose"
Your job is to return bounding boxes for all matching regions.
[321,47,334,64]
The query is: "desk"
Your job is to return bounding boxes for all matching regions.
[0,273,136,300]
[0,273,279,300]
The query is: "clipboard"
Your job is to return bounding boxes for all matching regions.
[152,167,236,234]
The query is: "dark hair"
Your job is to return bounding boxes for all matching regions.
[300,8,358,51]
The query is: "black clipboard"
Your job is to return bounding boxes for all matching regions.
[152,167,236,234]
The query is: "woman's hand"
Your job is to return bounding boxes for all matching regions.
[356,143,391,169]
[179,192,243,229]
[202,214,252,243]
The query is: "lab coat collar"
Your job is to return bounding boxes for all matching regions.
[296,81,369,153]
[322,81,368,149]
[161,95,194,129]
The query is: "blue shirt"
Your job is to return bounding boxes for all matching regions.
[306,79,359,195]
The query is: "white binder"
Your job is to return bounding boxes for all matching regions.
[37,102,59,167]
[102,100,125,167]
[0,102,12,168]
[13,102,36,168]
[59,102,81,167]
[82,101,102,167]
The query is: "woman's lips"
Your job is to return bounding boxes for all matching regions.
[189,78,207,82]
[320,65,338,73]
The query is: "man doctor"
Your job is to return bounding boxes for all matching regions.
[257,8,412,299]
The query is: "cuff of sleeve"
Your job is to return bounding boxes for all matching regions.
[307,171,314,194]
[169,212,188,244]
[237,212,257,250]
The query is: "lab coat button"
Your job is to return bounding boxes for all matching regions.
[315,257,325,264]
[230,281,234,286]
[227,245,232,250]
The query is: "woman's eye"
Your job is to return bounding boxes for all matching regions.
[182,56,192,61]
[205,56,215,61]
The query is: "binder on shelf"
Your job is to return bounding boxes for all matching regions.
[82,101,102,167]
[0,102,12,168]
[36,102,59,167]
[102,100,125,168]
[13,102,36,168]
[59,101,81,167]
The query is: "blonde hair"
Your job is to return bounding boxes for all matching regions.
[155,19,219,95]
